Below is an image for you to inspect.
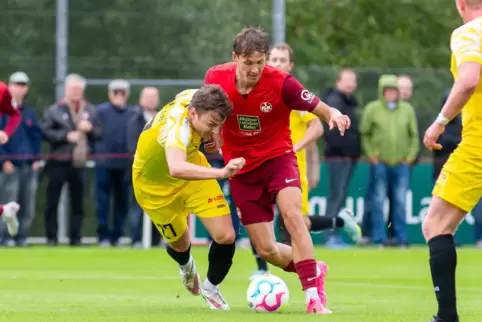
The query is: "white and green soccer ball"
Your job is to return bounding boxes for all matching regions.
[246,273,290,312]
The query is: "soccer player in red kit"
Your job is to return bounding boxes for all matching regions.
[204,27,350,314]
[0,81,22,143]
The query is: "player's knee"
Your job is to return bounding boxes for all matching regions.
[281,209,306,237]
[422,201,461,241]
[255,243,279,261]
[212,229,236,245]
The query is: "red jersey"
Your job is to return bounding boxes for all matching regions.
[0,82,21,137]
[205,63,320,174]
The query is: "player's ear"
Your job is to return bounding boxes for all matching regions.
[188,106,196,119]
[456,0,465,11]
[232,52,238,62]
[289,61,294,71]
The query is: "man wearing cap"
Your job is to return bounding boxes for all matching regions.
[0,72,41,246]
[95,79,135,247]
[359,75,419,247]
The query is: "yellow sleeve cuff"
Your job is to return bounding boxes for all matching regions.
[457,54,482,66]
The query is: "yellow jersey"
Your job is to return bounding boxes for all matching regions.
[132,89,203,205]
[289,110,318,166]
[450,17,482,150]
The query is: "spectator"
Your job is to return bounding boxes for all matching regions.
[0,72,41,246]
[322,68,360,248]
[41,73,102,246]
[360,74,419,247]
[95,79,135,247]
[126,86,161,247]
[432,89,461,181]
[380,74,422,245]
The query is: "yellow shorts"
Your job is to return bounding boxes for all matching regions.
[299,161,310,216]
[433,145,482,212]
[134,165,229,243]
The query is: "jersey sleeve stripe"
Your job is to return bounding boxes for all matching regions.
[179,118,191,148]
[457,54,482,65]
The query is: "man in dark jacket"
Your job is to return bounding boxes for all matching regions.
[433,89,462,181]
[126,86,161,247]
[41,73,102,246]
[322,68,360,247]
[0,72,42,246]
[95,79,135,247]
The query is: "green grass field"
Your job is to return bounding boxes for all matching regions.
[0,246,480,321]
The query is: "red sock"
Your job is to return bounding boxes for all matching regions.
[283,261,296,272]
[0,204,3,216]
[295,259,317,290]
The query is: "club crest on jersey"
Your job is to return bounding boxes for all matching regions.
[260,102,272,113]
[301,90,315,103]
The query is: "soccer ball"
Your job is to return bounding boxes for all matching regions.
[246,273,289,312]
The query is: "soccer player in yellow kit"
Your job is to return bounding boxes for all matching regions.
[423,1,482,321]
[250,43,361,279]
[132,85,245,311]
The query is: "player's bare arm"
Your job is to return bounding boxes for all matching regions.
[310,101,351,135]
[424,61,481,151]
[293,119,323,153]
[166,146,244,180]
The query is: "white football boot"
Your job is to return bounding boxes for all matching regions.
[201,281,230,310]
[2,202,19,237]
[179,258,201,296]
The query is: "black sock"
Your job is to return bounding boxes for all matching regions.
[428,234,458,321]
[308,215,344,231]
[251,243,268,271]
[207,241,235,285]
[166,244,191,266]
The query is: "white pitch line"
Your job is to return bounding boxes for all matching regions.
[1,273,481,292]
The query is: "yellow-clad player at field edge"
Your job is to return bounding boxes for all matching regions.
[132,85,245,311]
[249,43,362,279]
[423,1,482,321]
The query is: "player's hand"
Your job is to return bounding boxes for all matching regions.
[221,157,245,178]
[0,130,9,144]
[309,175,319,189]
[424,122,444,151]
[292,143,302,153]
[328,108,351,136]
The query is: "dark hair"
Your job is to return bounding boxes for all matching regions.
[190,85,233,120]
[270,42,294,62]
[233,27,270,56]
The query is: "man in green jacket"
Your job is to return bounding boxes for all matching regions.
[360,74,419,246]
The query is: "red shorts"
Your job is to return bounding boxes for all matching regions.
[229,153,301,225]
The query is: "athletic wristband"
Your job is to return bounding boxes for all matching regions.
[435,113,449,125]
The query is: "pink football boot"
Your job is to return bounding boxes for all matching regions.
[316,261,328,305]
[306,297,332,314]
